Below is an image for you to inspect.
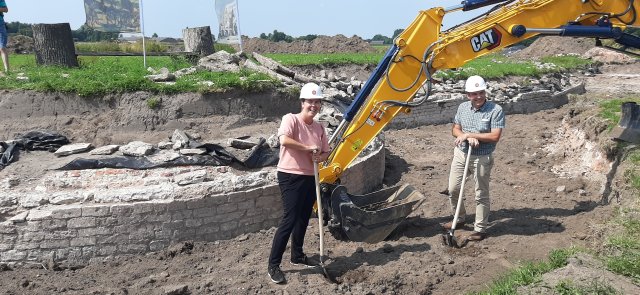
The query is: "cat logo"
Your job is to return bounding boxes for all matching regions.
[470,28,502,52]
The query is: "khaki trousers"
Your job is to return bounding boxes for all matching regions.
[447,148,494,233]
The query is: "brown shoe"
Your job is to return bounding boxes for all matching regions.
[467,231,486,241]
[442,221,466,230]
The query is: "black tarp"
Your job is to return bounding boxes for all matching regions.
[1,130,70,170]
[57,155,228,170]
[0,129,279,171]
[241,138,279,169]
[56,138,280,170]
[0,141,18,169]
[18,130,70,152]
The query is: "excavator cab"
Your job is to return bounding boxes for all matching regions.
[322,184,426,243]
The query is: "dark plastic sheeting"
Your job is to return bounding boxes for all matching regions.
[1,130,70,170]
[57,138,280,170]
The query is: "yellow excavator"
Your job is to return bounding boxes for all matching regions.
[318,0,640,243]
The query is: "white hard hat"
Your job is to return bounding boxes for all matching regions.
[465,75,487,92]
[299,83,323,99]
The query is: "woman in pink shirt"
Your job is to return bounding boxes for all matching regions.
[267,83,330,284]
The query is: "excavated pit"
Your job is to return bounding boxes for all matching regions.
[0,67,617,266]
[0,88,387,265]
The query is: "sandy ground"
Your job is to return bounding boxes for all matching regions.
[0,61,639,294]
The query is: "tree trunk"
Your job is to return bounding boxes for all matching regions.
[182,26,215,57]
[32,23,78,67]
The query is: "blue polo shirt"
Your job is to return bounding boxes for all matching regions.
[454,100,505,155]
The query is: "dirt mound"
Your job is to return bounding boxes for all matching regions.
[512,36,597,59]
[7,35,34,54]
[241,34,376,54]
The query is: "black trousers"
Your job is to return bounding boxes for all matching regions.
[268,171,316,268]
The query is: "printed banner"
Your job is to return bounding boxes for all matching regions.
[84,0,140,33]
[215,0,240,44]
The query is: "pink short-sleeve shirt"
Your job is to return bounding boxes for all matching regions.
[277,113,330,175]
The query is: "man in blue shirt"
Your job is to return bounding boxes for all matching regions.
[443,75,506,241]
[0,0,8,73]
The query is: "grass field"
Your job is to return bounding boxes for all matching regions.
[75,40,169,53]
[0,51,594,97]
[0,54,278,96]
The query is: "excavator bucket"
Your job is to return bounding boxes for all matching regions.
[611,102,640,144]
[323,184,427,243]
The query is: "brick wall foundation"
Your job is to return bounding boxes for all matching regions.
[0,139,385,266]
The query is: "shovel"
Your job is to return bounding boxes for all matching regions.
[313,158,336,283]
[442,145,473,248]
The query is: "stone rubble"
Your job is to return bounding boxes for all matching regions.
[54,143,93,157]
[120,141,155,157]
[89,145,119,155]
[144,47,600,120]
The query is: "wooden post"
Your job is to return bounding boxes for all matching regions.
[182,26,215,57]
[32,23,78,67]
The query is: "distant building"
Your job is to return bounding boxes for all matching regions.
[370,40,385,45]
[119,36,140,43]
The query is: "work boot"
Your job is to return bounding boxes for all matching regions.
[442,221,466,230]
[467,231,486,241]
[267,265,286,284]
[290,254,318,268]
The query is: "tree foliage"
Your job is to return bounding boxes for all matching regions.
[369,29,403,44]
[392,29,403,40]
[72,25,119,42]
[259,30,294,42]
[297,34,318,42]
[258,31,320,43]
[371,34,391,44]
[6,21,33,37]
[7,21,121,41]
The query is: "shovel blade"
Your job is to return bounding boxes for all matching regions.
[319,264,338,284]
[441,231,460,248]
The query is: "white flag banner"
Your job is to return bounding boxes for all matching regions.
[84,0,140,33]
[215,0,241,44]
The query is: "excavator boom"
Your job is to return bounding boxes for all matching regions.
[320,0,640,243]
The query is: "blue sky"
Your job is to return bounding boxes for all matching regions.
[7,0,485,39]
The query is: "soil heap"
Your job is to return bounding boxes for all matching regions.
[240,34,376,54]
[511,36,599,59]
[7,35,34,54]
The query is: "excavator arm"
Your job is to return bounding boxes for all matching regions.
[319,0,640,243]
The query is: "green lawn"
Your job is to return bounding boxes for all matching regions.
[436,54,593,80]
[0,54,278,96]
[0,52,594,97]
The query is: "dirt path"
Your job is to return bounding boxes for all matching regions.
[1,63,638,294]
